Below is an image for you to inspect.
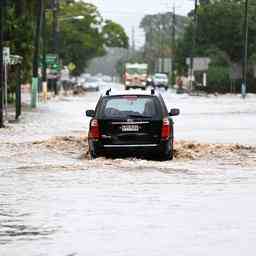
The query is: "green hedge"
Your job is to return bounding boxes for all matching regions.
[206,65,230,93]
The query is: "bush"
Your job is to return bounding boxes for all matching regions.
[206,65,230,93]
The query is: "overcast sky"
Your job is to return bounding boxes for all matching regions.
[84,0,194,47]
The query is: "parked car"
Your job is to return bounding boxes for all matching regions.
[77,77,86,87]
[152,73,169,90]
[86,89,180,160]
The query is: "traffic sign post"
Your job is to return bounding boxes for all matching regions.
[45,54,60,95]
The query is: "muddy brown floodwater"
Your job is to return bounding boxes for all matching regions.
[30,135,256,166]
[1,135,256,256]
[1,89,256,255]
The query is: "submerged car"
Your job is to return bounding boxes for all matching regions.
[86,89,180,160]
[152,73,169,90]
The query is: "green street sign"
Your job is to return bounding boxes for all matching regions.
[40,54,59,67]
[46,54,59,65]
[51,63,60,71]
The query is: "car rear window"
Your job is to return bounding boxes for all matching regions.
[155,74,168,79]
[100,96,159,119]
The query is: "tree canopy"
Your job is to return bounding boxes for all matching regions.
[174,0,256,92]
[177,0,256,68]
[140,12,188,73]
[4,0,129,80]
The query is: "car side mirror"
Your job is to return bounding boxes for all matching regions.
[86,110,95,117]
[169,108,180,116]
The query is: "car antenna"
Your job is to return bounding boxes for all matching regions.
[106,88,111,96]
[151,89,155,95]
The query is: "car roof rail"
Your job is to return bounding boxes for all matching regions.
[151,88,155,95]
[106,88,111,96]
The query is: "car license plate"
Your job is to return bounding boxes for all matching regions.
[121,124,139,132]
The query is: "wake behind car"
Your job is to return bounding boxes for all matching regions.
[86,89,180,160]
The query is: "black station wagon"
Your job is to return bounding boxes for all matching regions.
[86,89,180,160]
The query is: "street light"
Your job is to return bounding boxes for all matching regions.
[241,0,249,99]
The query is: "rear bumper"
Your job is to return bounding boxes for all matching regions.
[153,83,168,88]
[103,144,158,148]
[89,140,170,156]
[125,84,146,88]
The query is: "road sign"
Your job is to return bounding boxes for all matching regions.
[51,63,60,71]
[10,55,23,65]
[46,54,59,65]
[3,47,10,64]
[186,57,211,71]
[68,62,76,72]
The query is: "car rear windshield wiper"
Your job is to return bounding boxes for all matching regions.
[127,114,153,118]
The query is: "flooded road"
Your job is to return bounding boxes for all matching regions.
[1,85,256,255]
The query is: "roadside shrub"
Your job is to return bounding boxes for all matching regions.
[206,65,230,93]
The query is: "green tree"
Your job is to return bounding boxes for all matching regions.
[56,1,128,74]
[140,13,188,73]
[4,0,129,82]
[57,1,105,74]
[102,20,129,49]
[178,0,256,65]
[175,0,256,92]
[5,0,36,82]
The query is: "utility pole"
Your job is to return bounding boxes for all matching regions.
[31,0,43,108]
[160,15,165,73]
[172,3,176,86]
[0,0,5,127]
[189,0,198,91]
[131,26,135,57]
[241,0,249,99]
[149,22,154,73]
[52,0,59,95]
[53,0,59,53]
[42,3,48,101]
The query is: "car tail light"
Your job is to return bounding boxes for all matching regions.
[89,119,100,139]
[161,117,170,141]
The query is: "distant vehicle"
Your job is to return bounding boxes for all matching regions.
[124,63,148,90]
[102,75,112,83]
[77,77,86,87]
[152,73,169,90]
[75,76,100,92]
[83,77,100,91]
[81,73,91,79]
[86,89,180,160]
